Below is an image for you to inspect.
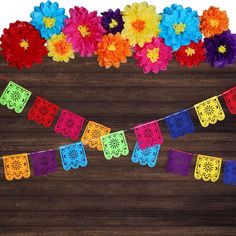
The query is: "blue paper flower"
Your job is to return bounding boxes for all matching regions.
[30,0,67,40]
[159,4,202,51]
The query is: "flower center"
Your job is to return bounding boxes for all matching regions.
[131,19,145,32]
[107,43,116,51]
[218,45,227,54]
[185,47,195,56]
[43,17,56,28]
[78,25,90,37]
[173,23,186,34]
[147,47,160,63]
[54,40,69,55]
[109,19,118,28]
[210,19,219,28]
[19,39,29,50]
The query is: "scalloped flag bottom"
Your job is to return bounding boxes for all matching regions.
[194,154,222,182]
[0,81,31,113]
[165,109,195,139]
[59,142,88,171]
[28,96,59,128]
[3,153,31,181]
[194,96,225,127]
[223,86,236,114]
[30,150,57,176]
[81,121,111,151]
[54,109,85,140]
[131,142,160,168]
[223,160,236,185]
[166,149,192,176]
[134,121,163,150]
[100,130,129,160]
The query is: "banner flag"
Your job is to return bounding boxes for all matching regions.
[223,160,236,186]
[30,150,57,176]
[165,109,195,139]
[223,86,236,114]
[194,96,225,127]
[54,109,85,140]
[131,142,160,168]
[194,155,222,182]
[3,153,31,181]
[59,142,88,171]
[81,121,111,151]
[166,149,192,176]
[100,130,129,160]
[28,96,59,128]
[134,121,163,150]
[0,81,31,113]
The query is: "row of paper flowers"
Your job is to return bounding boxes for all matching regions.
[0,81,236,183]
[3,147,236,186]
[0,1,235,73]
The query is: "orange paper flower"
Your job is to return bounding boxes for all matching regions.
[96,33,132,69]
[200,6,229,38]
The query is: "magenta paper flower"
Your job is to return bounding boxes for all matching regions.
[63,6,105,57]
[134,37,173,73]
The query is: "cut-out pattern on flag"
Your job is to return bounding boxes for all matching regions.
[134,121,163,150]
[131,142,160,168]
[28,96,59,128]
[194,96,225,127]
[194,154,222,182]
[223,86,236,114]
[30,150,57,176]
[223,160,236,186]
[3,153,31,181]
[54,109,85,140]
[166,149,192,176]
[81,121,111,151]
[165,109,195,139]
[101,130,129,160]
[0,81,31,113]
[59,142,88,171]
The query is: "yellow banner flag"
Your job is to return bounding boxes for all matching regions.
[194,96,225,127]
[194,154,222,182]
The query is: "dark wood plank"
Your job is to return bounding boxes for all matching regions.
[0,56,236,235]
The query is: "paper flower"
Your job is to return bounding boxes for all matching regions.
[96,33,132,69]
[200,6,229,38]
[30,0,67,40]
[134,37,173,73]
[0,21,47,69]
[47,33,74,62]
[121,2,161,47]
[174,41,206,68]
[159,4,202,51]
[63,6,105,57]
[101,9,124,34]
[204,30,236,68]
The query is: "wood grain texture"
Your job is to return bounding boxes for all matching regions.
[0,56,236,236]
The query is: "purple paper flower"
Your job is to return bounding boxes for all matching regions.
[101,9,124,34]
[204,30,236,68]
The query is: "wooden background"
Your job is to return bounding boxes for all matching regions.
[0,56,236,236]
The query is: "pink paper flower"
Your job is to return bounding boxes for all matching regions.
[134,37,173,73]
[63,6,105,57]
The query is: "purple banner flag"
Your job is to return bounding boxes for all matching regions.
[166,149,192,176]
[30,150,58,176]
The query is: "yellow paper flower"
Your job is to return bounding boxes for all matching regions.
[47,33,74,63]
[121,2,161,47]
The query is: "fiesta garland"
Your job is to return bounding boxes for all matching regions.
[0,81,236,184]
[0,1,235,73]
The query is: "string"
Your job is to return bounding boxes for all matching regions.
[0,79,233,162]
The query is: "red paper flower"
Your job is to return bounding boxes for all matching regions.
[174,41,206,68]
[0,21,47,69]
